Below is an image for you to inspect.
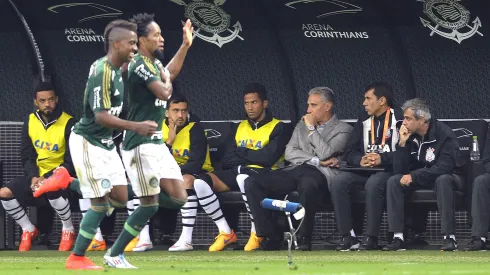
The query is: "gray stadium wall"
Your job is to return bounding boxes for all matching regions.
[0,0,489,122]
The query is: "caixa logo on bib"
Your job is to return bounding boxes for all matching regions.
[418,0,483,44]
[47,3,123,43]
[170,0,244,47]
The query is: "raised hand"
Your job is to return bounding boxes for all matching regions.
[166,118,178,146]
[182,19,194,47]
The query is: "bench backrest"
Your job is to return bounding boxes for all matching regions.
[201,119,489,170]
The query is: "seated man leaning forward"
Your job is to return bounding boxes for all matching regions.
[245,87,352,251]
[383,98,466,252]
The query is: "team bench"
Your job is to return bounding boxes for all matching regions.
[204,119,489,219]
[0,119,488,249]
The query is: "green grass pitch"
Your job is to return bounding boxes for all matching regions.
[0,250,489,274]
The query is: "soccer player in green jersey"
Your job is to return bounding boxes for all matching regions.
[34,19,159,270]
[102,13,194,268]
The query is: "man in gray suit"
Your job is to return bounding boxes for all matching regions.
[245,87,352,251]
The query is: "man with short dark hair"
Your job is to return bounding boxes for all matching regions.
[330,82,403,251]
[0,81,76,252]
[169,83,288,252]
[33,19,158,270]
[245,87,352,251]
[383,98,466,251]
[133,93,213,252]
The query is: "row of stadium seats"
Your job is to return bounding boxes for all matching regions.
[206,119,489,221]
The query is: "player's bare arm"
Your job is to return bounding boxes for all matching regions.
[95,111,157,136]
[166,19,194,82]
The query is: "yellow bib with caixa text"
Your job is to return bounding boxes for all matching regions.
[235,118,281,169]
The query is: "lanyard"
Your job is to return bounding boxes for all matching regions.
[371,108,391,147]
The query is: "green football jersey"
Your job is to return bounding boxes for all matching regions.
[122,54,167,150]
[73,57,124,150]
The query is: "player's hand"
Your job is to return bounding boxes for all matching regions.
[31,177,42,192]
[400,174,413,186]
[166,118,177,146]
[360,154,372,167]
[366,153,381,167]
[302,114,316,127]
[320,157,339,168]
[399,125,410,147]
[182,19,194,47]
[134,120,158,136]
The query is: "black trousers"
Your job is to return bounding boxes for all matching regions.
[471,173,490,238]
[155,207,179,235]
[387,173,464,235]
[330,171,393,237]
[2,175,66,235]
[245,164,329,238]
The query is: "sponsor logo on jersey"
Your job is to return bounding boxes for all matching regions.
[149,177,159,188]
[155,99,167,108]
[101,179,112,189]
[173,149,190,157]
[108,105,123,116]
[93,86,101,109]
[135,64,155,81]
[238,139,263,149]
[34,140,60,152]
[425,147,436,162]
[366,144,391,153]
[151,131,163,140]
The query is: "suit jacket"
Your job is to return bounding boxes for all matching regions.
[284,115,353,188]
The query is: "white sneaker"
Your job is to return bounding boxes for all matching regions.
[133,239,153,252]
[168,240,193,252]
[104,251,137,269]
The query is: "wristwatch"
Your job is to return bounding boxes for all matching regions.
[307,125,315,131]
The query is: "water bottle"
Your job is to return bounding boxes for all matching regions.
[470,136,480,161]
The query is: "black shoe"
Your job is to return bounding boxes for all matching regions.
[335,236,360,251]
[464,237,487,251]
[382,237,406,251]
[32,233,50,246]
[157,234,175,246]
[297,236,312,251]
[410,232,429,246]
[440,237,458,251]
[358,236,378,251]
[259,238,282,251]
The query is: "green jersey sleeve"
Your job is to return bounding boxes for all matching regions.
[130,57,161,86]
[87,62,113,112]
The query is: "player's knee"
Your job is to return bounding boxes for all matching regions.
[45,190,64,200]
[108,196,127,208]
[109,185,128,207]
[182,174,195,189]
[90,201,110,213]
[141,204,159,216]
[195,173,213,189]
[0,187,14,200]
[236,174,249,192]
[159,191,187,209]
